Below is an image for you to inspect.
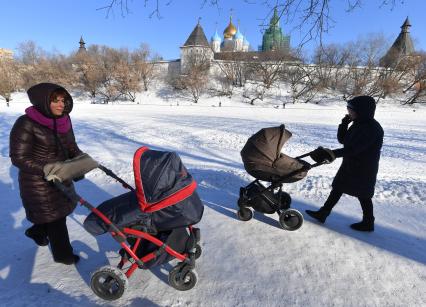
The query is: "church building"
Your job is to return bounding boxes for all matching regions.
[211,16,250,53]
[179,13,298,74]
[260,7,290,53]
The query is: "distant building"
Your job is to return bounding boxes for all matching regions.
[260,7,290,53]
[211,16,250,53]
[180,21,299,74]
[0,48,13,60]
[180,21,214,73]
[380,17,415,67]
[78,36,87,54]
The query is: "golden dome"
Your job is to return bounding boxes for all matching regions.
[223,17,237,39]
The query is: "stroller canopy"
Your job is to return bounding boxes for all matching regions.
[134,147,197,213]
[241,125,307,182]
[83,147,203,236]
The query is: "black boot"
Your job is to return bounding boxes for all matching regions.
[305,209,329,224]
[350,218,375,232]
[25,226,49,246]
[306,190,342,224]
[352,198,375,231]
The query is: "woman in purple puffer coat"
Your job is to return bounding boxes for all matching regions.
[10,83,82,265]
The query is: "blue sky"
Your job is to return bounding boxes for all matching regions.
[0,0,424,60]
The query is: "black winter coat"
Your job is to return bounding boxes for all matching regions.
[332,101,384,198]
[9,83,82,224]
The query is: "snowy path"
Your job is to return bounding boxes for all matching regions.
[0,101,425,306]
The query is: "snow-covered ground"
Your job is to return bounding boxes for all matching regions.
[0,91,425,307]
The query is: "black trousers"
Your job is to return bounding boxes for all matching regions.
[322,189,374,221]
[28,217,74,261]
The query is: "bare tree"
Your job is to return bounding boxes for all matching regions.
[248,57,286,90]
[373,59,410,100]
[215,58,248,88]
[0,58,21,106]
[312,43,352,91]
[212,73,234,97]
[310,34,392,100]
[131,43,158,91]
[76,45,124,103]
[242,82,268,105]
[178,50,211,103]
[113,48,142,102]
[16,42,75,90]
[402,52,426,104]
[73,48,105,98]
[100,0,404,47]
[73,44,160,102]
[281,63,319,103]
[16,41,44,66]
[241,54,289,105]
[98,46,125,103]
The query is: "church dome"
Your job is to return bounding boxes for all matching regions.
[212,29,221,42]
[234,27,244,40]
[223,17,237,39]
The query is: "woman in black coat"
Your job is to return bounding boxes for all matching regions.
[9,83,83,264]
[306,96,384,231]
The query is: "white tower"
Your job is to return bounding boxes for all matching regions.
[211,29,221,53]
[234,26,244,51]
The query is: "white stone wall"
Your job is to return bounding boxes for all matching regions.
[180,46,214,74]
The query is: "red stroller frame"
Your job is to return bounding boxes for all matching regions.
[53,148,202,301]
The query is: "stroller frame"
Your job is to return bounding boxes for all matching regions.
[54,163,201,301]
[237,152,326,230]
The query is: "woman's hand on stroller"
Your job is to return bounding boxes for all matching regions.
[43,162,65,182]
[43,153,99,183]
[310,147,336,164]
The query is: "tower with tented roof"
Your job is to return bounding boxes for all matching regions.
[380,17,415,67]
[78,36,86,53]
[180,20,214,73]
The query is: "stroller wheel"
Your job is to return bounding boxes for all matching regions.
[168,266,198,291]
[194,243,202,259]
[237,208,253,221]
[279,209,304,231]
[90,265,128,301]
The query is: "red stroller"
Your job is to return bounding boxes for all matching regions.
[53,146,204,300]
[238,125,334,230]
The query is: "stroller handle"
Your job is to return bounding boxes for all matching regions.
[295,152,311,159]
[98,164,135,191]
[296,149,335,169]
[295,158,332,170]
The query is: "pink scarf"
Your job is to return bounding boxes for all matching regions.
[25,106,71,134]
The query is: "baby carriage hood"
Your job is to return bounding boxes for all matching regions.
[241,125,307,182]
[83,147,203,236]
[134,148,197,213]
